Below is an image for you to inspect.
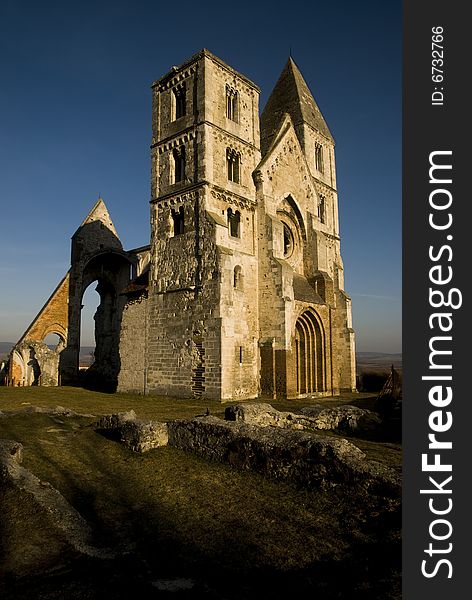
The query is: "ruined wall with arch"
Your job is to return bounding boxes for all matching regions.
[7,199,139,391]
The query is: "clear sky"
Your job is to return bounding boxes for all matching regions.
[0,0,401,353]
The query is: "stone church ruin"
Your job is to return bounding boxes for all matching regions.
[6,49,356,399]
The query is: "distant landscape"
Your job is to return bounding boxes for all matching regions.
[1,342,401,374]
[356,352,402,374]
[0,342,14,362]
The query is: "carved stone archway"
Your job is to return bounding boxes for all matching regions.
[295,309,325,394]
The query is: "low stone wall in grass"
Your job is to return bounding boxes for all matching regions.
[167,416,399,498]
[96,411,400,498]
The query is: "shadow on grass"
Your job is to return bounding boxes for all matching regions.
[0,411,401,600]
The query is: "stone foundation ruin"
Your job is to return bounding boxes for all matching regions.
[97,404,399,498]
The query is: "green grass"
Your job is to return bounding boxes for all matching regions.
[0,387,401,599]
[0,385,378,419]
[0,386,225,420]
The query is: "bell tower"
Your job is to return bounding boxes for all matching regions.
[147,50,262,399]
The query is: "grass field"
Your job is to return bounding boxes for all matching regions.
[0,387,401,599]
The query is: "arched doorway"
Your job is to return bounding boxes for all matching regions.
[79,278,120,392]
[41,332,66,385]
[80,284,100,369]
[295,310,325,394]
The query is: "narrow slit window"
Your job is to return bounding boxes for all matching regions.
[318,195,326,224]
[233,265,243,289]
[227,208,241,238]
[226,85,238,122]
[283,223,294,257]
[171,206,185,236]
[226,148,240,183]
[173,84,186,120]
[173,146,186,183]
[315,143,324,174]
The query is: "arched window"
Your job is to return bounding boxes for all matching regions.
[172,83,186,120]
[226,85,238,122]
[315,143,324,173]
[283,223,294,257]
[318,195,326,224]
[227,208,241,238]
[226,148,240,183]
[173,146,186,183]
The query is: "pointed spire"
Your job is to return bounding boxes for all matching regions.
[261,57,333,155]
[72,196,119,239]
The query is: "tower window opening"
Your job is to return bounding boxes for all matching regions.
[173,146,186,183]
[227,208,241,238]
[233,265,243,289]
[226,85,238,122]
[226,148,240,183]
[171,206,185,236]
[283,223,294,257]
[315,143,324,173]
[318,195,326,224]
[239,346,243,364]
[172,84,186,120]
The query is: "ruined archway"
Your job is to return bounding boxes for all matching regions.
[6,199,141,390]
[43,332,66,352]
[9,339,64,387]
[79,279,120,392]
[79,284,100,369]
[77,254,131,392]
[295,309,325,394]
[10,350,25,387]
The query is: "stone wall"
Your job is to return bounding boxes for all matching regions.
[9,50,357,399]
[96,411,399,498]
[117,292,148,394]
[146,50,263,400]
[9,340,63,387]
[22,274,70,344]
[146,185,223,398]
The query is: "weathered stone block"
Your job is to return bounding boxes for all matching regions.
[120,421,169,453]
[225,402,304,429]
[225,402,382,435]
[167,416,399,497]
[97,411,168,453]
[0,439,23,474]
[97,410,137,430]
[299,404,382,433]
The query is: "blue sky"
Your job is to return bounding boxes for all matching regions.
[0,0,401,352]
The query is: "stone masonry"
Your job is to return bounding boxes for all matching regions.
[7,49,356,400]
